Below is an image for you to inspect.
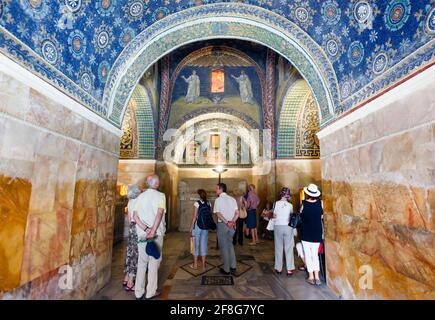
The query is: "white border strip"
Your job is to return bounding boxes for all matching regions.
[0,53,122,136]
[118,159,157,164]
[317,64,435,139]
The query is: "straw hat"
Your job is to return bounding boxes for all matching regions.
[304,183,321,197]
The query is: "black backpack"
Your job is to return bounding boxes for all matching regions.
[196,201,216,230]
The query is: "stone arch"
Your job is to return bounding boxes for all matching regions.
[166,113,261,165]
[104,3,338,129]
[276,80,311,158]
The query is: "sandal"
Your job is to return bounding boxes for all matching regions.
[189,264,198,270]
[286,270,294,276]
[306,279,316,285]
[125,285,135,292]
[315,279,322,286]
[122,281,128,287]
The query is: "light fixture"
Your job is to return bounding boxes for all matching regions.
[119,184,128,197]
[212,165,228,184]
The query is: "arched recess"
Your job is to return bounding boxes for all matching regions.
[294,94,320,158]
[165,113,261,166]
[104,3,338,130]
[276,80,311,158]
[120,84,155,159]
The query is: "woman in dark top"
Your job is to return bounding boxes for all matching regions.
[300,184,323,286]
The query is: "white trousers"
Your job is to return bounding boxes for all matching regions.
[135,235,163,299]
[301,241,320,273]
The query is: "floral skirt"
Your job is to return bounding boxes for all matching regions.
[124,222,138,277]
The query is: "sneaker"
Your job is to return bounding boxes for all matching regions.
[219,268,231,275]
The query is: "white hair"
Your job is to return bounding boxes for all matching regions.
[147,174,160,189]
[127,184,141,199]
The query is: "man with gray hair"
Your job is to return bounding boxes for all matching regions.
[133,174,166,300]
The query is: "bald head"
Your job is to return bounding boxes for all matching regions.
[147,174,160,189]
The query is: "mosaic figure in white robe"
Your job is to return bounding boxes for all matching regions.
[182,70,200,104]
[232,70,254,104]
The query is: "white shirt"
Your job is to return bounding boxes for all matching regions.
[134,189,166,238]
[273,200,293,226]
[213,192,238,222]
[127,198,139,223]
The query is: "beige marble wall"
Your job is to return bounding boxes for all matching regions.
[275,159,322,210]
[0,70,120,299]
[117,160,156,188]
[320,69,435,299]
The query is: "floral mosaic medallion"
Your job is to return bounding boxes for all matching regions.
[93,23,114,55]
[347,41,364,67]
[20,0,50,20]
[153,7,170,22]
[68,30,86,59]
[119,27,136,47]
[346,0,379,33]
[96,0,116,16]
[321,0,341,26]
[322,32,344,63]
[123,0,144,22]
[384,0,411,32]
[41,39,59,65]
[372,51,389,75]
[98,61,110,83]
[77,64,95,92]
[289,0,316,29]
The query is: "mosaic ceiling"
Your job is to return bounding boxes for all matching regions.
[0,0,434,122]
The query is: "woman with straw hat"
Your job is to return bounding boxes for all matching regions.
[300,183,324,286]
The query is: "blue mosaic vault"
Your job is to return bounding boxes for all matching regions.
[0,0,434,121]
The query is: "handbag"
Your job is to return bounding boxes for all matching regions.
[266,219,275,231]
[239,207,247,219]
[289,213,302,228]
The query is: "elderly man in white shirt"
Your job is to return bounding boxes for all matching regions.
[133,174,166,300]
[213,183,239,275]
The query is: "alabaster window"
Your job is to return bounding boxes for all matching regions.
[211,68,225,93]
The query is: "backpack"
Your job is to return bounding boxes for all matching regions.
[196,201,216,230]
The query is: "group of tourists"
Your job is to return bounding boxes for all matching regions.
[122,176,325,300]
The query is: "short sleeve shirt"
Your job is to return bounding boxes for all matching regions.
[134,189,166,237]
[194,200,210,208]
[273,200,293,226]
[213,193,238,222]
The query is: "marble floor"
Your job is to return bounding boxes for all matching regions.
[93,232,338,300]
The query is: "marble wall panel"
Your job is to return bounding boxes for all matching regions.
[0,69,120,299]
[320,70,435,300]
